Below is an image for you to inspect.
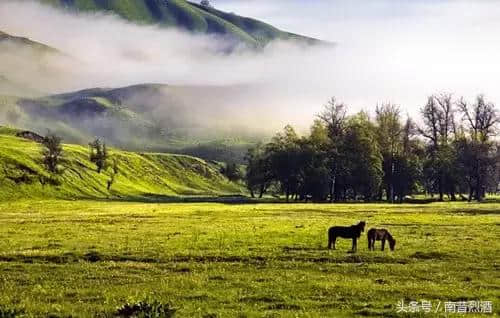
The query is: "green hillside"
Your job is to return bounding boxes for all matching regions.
[0,127,242,200]
[38,0,321,47]
[1,84,259,162]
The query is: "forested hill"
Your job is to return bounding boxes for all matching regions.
[38,0,321,47]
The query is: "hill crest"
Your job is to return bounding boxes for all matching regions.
[38,0,322,47]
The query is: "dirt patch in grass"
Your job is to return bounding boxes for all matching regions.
[266,303,302,310]
[172,266,191,273]
[240,296,283,303]
[411,251,453,260]
[356,309,397,317]
[282,246,325,252]
[450,209,500,215]
[184,294,209,301]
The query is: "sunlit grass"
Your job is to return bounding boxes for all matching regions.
[0,200,498,317]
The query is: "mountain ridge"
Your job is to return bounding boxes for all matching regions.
[37,0,322,47]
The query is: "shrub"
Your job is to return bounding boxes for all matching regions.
[115,300,176,318]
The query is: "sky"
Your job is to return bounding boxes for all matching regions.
[214,0,500,114]
[0,0,499,133]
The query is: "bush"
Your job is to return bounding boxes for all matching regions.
[115,300,176,318]
[0,305,24,318]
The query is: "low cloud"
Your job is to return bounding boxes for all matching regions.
[0,0,499,137]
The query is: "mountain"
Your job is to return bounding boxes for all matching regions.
[0,126,242,200]
[1,83,260,162]
[0,30,65,97]
[0,30,58,54]
[38,0,321,47]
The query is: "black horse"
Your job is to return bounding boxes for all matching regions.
[367,228,396,251]
[328,221,366,252]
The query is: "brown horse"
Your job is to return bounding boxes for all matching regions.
[328,221,366,252]
[367,228,396,251]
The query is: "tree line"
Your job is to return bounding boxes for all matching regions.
[244,94,499,202]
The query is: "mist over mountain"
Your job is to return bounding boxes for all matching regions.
[0,30,61,96]
[2,0,498,165]
[0,0,334,152]
[38,0,322,48]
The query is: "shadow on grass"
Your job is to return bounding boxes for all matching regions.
[60,192,500,205]
[0,252,411,265]
[89,193,272,204]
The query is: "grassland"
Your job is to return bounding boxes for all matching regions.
[0,200,498,317]
[0,130,241,200]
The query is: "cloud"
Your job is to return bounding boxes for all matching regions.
[0,0,499,137]
[216,0,500,111]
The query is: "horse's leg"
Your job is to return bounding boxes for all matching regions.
[381,239,385,251]
[368,237,371,250]
[352,238,357,252]
[328,235,336,250]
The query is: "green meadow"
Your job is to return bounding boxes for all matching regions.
[0,200,498,317]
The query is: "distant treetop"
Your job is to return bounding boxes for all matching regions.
[200,0,212,8]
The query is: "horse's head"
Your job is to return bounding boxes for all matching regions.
[389,238,396,251]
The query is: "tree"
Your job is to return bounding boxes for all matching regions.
[89,138,108,173]
[244,143,272,198]
[266,125,302,202]
[456,95,499,201]
[343,112,383,201]
[221,162,242,182]
[418,94,456,201]
[375,103,402,202]
[107,157,119,190]
[298,120,330,201]
[318,97,348,202]
[200,0,211,7]
[392,119,424,202]
[42,133,63,174]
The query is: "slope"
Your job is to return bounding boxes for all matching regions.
[6,83,261,161]
[38,0,320,47]
[0,127,242,201]
[0,30,59,53]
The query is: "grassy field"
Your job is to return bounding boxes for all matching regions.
[0,200,498,317]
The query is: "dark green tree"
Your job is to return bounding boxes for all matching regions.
[266,125,302,202]
[318,97,348,202]
[42,133,63,174]
[89,138,108,173]
[456,95,498,201]
[244,143,272,198]
[419,94,456,201]
[375,103,402,202]
[221,162,243,182]
[343,112,383,200]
